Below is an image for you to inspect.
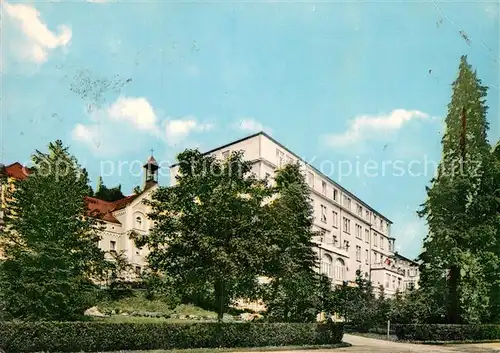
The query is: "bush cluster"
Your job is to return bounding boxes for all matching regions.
[0,321,344,353]
[394,324,500,341]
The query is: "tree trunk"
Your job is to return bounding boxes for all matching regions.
[447,265,460,324]
[215,279,225,322]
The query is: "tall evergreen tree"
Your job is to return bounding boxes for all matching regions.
[137,149,272,321]
[418,56,497,323]
[0,141,107,320]
[262,163,320,322]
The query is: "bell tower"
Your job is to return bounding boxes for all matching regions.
[143,150,159,187]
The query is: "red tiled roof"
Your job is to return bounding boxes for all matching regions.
[85,197,122,224]
[4,162,147,224]
[2,162,30,180]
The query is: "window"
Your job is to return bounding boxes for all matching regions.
[135,216,142,229]
[333,235,339,247]
[357,204,363,216]
[374,214,377,225]
[355,224,362,239]
[365,229,369,243]
[332,211,338,228]
[276,149,284,167]
[343,195,351,209]
[385,274,390,288]
[365,210,370,221]
[343,217,350,233]
[321,254,333,278]
[365,249,369,264]
[320,205,327,223]
[265,172,271,180]
[335,258,346,280]
[373,251,377,263]
[373,233,378,247]
[222,150,230,159]
[110,240,116,252]
[286,156,293,165]
[135,266,142,276]
[356,245,361,262]
[322,180,327,195]
[307,172,314,187]
[333,189,338,201]
[343,240,350,250]
[380,236,385,250]
[392,275,396,289]
[398,277,402,289]
[380,219,383,231]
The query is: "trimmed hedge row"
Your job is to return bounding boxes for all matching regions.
[0,321,344,353]
[394,324,500,341]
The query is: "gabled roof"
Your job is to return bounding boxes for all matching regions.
[85,197,121,224]
[1,162,30,180]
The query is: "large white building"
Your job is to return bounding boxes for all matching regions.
[170,132,420,295]
[1,132,419,294]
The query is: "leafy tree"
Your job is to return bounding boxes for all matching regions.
[0,140,107,320]
[136,149,272,321]
[261,163,320,322]
[94,176,125,202]
[418,56,497,323]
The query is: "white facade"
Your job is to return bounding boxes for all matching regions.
[170,132,419,295]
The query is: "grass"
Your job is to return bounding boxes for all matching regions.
[72,343,352,353]
[93,316,201,324]
[96,291,218,319]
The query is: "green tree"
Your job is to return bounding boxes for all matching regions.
[418,56,497,323]
[0,140,107,320]
[94,176,125,202]
[136,149,272,321]
[262,163,321,322]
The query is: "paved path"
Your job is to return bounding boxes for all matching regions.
[337,334,500,353]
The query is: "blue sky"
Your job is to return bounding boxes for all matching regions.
[2,0,499,258]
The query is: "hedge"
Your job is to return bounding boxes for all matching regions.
[0,321,344,353]
[394,324,500,341]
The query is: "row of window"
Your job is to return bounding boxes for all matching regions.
[320,205,388,250]
[276,148,390,233]
[321,255,346,280]
[385,273,404,290]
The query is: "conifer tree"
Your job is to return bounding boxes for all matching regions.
[262,163,320,322]
[0,141,107,320]
[419,56,497,323]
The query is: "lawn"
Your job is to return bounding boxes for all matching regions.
[94,291,222,322]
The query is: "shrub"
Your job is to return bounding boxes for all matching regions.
[394,324,500,341]
[0,321,344,353]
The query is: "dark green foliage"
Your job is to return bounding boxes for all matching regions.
[262,163,321,322]
[0,140,107,321]
[0,321,344,353]
[137,149,273,321]
[418,56,499,323]
[394,324,500,341]
[94,176,125,202]
[332,271,378,331]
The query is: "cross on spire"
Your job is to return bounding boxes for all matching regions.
[150,148,154,157]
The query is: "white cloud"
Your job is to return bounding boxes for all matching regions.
[72,97,213,155]
[323,109,430,148]
[235,118,272,134]
[164,118,213,146]
[108,97,159,134]
[3,1,72,64]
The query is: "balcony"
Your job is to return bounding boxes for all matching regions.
[371,262,405,276]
